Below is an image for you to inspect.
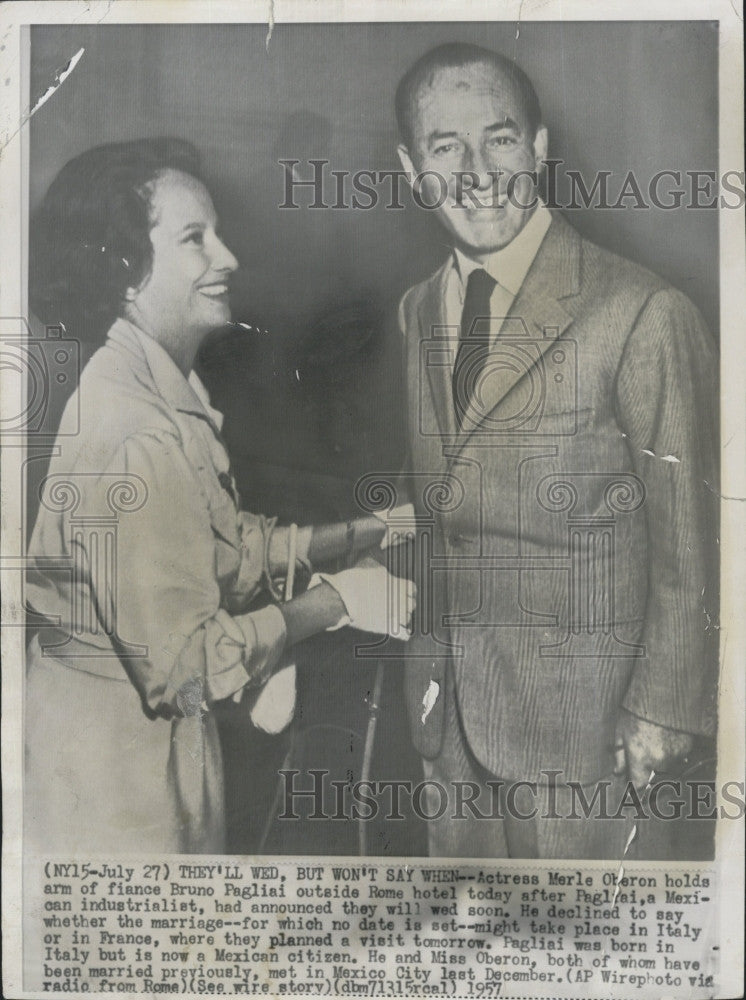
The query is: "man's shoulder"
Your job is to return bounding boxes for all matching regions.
[573,223,666,297]
[546,213,714,342]
[397,259,451,327]
[554,216,714,375]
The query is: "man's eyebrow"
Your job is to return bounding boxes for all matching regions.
[425,130,459,145]
[485,117,521,132]
[179,221,205,232]
[424,118,522,146]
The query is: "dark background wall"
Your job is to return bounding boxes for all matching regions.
[28,21,719,855]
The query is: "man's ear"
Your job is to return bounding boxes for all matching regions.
[397,143,416,185]
[533,126,548,170]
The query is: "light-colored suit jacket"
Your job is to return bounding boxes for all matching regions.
[399,212,718,784]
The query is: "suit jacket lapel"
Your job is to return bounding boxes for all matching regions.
[456,214,581,444]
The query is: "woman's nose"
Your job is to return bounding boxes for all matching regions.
[211,235,239,273]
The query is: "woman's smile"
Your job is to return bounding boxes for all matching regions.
[197,281,230,298]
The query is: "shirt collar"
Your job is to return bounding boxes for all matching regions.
[107,318,224,431]
[453,202,552,297]
[188,371,224,431]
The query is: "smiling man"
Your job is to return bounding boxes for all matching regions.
[397,47,546,257]
[395,43,718,859]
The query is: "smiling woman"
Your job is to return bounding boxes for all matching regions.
[31,140,239,367]
[25,138,415,854]
[123,169,239,375]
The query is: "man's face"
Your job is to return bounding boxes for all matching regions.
[398,62,547,259]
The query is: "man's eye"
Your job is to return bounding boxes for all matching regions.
[432,142,460,157]
[487,135,517,148]
[183,231,204,245]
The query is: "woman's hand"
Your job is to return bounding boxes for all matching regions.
[311,557,416,640]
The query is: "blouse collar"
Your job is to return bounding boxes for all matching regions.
[106,317,224,432]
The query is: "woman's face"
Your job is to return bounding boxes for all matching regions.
[125,169,238,365]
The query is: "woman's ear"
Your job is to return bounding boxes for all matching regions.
[123,268,144,302]
[121,281,141,321]
[397,144,416,182]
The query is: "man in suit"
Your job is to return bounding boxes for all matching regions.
[394,43,718,858]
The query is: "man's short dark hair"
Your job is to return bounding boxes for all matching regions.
[395,43,542,149]
[30,137,202,345]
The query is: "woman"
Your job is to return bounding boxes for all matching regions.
[26,138,413,855]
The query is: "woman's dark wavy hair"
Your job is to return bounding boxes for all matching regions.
[30,137,202,345]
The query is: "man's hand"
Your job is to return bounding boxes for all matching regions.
[614,710,694,790]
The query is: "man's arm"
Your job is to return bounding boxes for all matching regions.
[614,287,719,784]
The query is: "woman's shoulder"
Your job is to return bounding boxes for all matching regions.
[58,344,185,473]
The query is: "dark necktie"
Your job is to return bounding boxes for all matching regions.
[452,267,497,427]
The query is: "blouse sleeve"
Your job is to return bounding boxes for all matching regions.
[91,428,287,718]
[226,513,312,612]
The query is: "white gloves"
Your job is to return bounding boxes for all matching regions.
[310,558,416,640]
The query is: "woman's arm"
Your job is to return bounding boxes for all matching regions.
[267,516,386,575]
[105,433,410,714]
[280,558,415,647]
[278,581,347,645]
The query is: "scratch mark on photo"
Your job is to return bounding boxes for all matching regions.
[0,47,84,156]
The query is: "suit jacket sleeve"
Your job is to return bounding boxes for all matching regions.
[614,287,718,737]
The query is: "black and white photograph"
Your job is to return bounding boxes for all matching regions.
[1,2,744,997]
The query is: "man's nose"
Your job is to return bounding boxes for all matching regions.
[464,147,498,191]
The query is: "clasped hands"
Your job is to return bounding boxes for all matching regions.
[310,556,416,640]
